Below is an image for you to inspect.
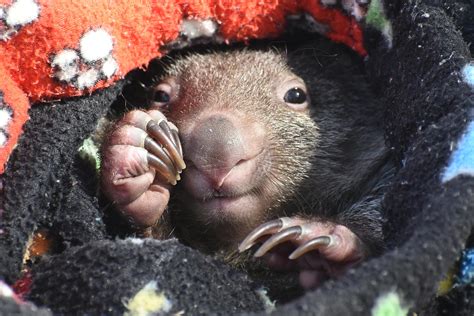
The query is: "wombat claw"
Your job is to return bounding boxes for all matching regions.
[288,236,331,260]
[238,217,360,262]
[238,218,284,252]
[145,118,185,185]
[238,217,332,259]
[253,226,303,257]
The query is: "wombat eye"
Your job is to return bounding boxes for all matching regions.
[278,78,309,111]
[284,88,307,104]
[151,82,174,108]
[154,90,170,103]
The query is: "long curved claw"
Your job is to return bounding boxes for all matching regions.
[159,120,176,147]
[254,226,302,258]
[288,236,332,260]
[171,129,183,158]
[238,218,284,253]
[146,120,186,171]
[144,136,177,174]
[166,121,183,158]
[147,153,177,185]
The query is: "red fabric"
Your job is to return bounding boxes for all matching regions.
[0,0,365,173]
[0,60,29,173]
[2,0,182,101]
[12,271,32,300]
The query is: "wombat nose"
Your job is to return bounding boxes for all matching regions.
[188,115,244,166]
[186,114,252,186]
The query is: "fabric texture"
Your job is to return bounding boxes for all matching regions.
[0,0,473,315]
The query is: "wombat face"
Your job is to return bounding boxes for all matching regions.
[148,50,320,248]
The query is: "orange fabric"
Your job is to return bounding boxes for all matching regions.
[215,0,299,41]
[178,0,214,18]
[2,0,182,101]
[0,0,366,173]
[0,60,29,173]
[1,0,365,102]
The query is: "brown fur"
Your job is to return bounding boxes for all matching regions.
[139,41,394,258]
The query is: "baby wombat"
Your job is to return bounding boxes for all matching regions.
[100,40,393,289]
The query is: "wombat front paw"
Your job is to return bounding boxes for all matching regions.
[238,217,365,289]
[100,109,185,228]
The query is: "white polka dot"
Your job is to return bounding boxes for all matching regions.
[181,19,217,39]
[0,108,12,129]
[56,67,79,82]
[0,281,14,297]
[51,50,80,82]
[6,0,40,27]
[101,57,118,78]
[80,29,113,62]
[127,238,144,245]
[51,49,78,69]
[76,68,99,89]
[0,132,7,147]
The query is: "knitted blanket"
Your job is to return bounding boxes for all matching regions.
[0,1,473,315]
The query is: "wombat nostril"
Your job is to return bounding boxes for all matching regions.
[236,159,246,166]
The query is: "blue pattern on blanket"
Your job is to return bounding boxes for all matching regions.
[458,248,474,285]
[462,63,474,88]
[442,120,474,182]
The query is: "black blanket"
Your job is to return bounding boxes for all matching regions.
[0,1,473,315]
